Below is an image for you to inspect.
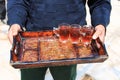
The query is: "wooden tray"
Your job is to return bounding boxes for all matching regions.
[10,31,108,69]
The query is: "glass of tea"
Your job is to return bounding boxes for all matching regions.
[58,23,70,43]
[70,24,81,44]
[81,25,94,46]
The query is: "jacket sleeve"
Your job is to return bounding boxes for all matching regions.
[87,0,112,27]
[7,0,29,28]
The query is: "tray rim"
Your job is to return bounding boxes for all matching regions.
[10,54,108,69]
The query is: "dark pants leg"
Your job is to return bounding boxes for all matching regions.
[49,64,77,80]
[21,67,48,80]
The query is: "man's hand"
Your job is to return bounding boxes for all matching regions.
[92,25,106,48]
[8,24,21,44]
[92,25,106,43]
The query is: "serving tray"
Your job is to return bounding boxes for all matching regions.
[10,30,108,69]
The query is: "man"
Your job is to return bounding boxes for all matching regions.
[7,0,111,80]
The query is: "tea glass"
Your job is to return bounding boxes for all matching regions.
[81,25,94,46]
[57,23,70,43]
[70,24,81,44]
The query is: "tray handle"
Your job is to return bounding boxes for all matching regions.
[10,36,18,62]
[96,38,107,56]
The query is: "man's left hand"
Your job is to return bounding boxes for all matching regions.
[92,24,106,43]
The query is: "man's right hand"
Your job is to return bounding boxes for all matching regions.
[8,24,22,44]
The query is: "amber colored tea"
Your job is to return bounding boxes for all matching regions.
[69,24,81,44]
[59,23,70,43]
[81,25,94,45]
[70,27,80,44]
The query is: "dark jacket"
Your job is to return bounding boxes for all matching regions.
[0,0,6,20]
[7,0,111,31]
